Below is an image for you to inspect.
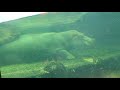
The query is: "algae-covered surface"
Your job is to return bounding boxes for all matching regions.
[1,48,120,78]
[0,12,120,78]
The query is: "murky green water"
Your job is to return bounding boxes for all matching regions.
[0,12,120,78]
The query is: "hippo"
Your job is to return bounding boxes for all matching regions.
[0,30,94,66]
[0,24,21,46]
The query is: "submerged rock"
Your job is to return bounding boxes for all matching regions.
[43,61,67,78]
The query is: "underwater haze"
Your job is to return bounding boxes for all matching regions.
[0,12,120,78]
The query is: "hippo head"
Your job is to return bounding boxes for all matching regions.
[61,30,94,50]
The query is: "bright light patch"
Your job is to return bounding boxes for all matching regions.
[0,12,47,23]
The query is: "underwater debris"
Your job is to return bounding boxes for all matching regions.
[0,70,1,78]
[43,61,67,78]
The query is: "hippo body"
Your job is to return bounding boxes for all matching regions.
[0,30,94,66]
